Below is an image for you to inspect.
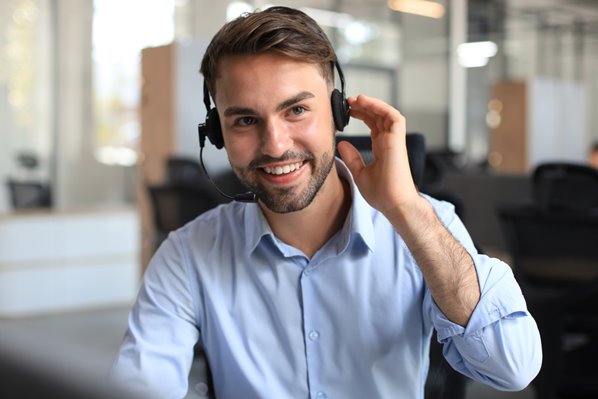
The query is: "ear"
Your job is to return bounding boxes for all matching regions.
[206,108,225,149]
[331,89,350,132]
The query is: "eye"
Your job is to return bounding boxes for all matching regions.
[289,105,305,116]
[235,116,257,126]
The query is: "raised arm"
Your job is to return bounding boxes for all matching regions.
[337,94,479,326]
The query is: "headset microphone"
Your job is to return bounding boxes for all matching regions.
[198,125,257,203]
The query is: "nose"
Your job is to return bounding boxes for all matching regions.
[260,117,292,158]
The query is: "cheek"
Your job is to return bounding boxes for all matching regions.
[292,110,334,143]
[224,136,256,168]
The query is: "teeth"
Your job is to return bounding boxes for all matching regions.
[263,162,302,175]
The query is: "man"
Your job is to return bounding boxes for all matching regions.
[112,6,541,398]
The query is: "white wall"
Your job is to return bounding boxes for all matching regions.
[528,78,586,167]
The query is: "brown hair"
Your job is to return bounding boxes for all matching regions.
[200,6,337,98]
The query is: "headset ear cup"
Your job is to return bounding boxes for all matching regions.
[206,108,224,149]
[331,89,350,132]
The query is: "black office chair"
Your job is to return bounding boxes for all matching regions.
[165,156,247,200]
[497,162,598,399]
[166,157,209,188]
[6,179,52,209]
[147,184,223,248]
[336,133,426,190]
[337,133,467,399]
[147,157,244,249]
[533,162,598,214]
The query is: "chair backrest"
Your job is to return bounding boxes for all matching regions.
[497,204,598,285]
[494,162,598,283]
[147,184,223,246]
[533,162,598,213]
[6,179,52,209]
[149,157,252,248]
[166,157,209,188]
[336,132,426,187]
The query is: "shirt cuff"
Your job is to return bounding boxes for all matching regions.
[428,255,530,342]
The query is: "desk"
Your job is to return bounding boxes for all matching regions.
[0,207,139,317]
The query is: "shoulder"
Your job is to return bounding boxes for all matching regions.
[421,193,457,219]
[176,201,248,248]
[144,201,249,284]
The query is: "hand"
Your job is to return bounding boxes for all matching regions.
[337,95,420,219]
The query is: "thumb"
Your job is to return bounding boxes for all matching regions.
[337,140,365,179]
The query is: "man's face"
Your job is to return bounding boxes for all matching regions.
[213,53,336,213]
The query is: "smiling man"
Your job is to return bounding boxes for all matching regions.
[111,6,541,399]
[219,54,338,215]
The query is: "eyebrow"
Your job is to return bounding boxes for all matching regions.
[223,106,257,117]
[222,91,315,117]
[276,91,315,112]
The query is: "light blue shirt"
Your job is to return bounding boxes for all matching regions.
[112,159,541,399]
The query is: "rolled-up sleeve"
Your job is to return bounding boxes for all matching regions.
[424,196,542,391]
[110,232,199,399]
[426,255,542,391]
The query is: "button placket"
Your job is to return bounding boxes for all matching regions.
[301,262,327,399]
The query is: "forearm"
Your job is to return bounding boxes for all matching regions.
[386,195,480,326]
[429,254,542,391]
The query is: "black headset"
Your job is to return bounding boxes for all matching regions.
[198,60,350,150]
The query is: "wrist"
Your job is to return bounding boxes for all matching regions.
[383,194,432,231]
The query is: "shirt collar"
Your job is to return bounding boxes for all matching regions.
[335,158,376,254]
[243,157,376,256]
[244,202,274,255]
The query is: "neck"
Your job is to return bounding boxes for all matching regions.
[260,164,351,258]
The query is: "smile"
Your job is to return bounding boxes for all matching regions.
[262,161,303,176]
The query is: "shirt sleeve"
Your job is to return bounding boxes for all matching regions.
[423,197,542,391]
[109,231,199,399]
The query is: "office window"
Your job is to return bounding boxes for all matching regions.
[0,0,53,212]
[92,0,175,166]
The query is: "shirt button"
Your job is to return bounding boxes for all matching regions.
[308,330,320,341]
[316,391,327,399]
[194,382,209,396]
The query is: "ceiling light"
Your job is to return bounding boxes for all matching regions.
[457,41,497,68]
[387,0,445,19]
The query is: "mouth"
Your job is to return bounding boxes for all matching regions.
[262,161,304,176]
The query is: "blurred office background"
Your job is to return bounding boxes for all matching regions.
[1,0,598,398]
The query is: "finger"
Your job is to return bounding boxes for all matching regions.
[349,101,391,135]
[351,94,397,117]
[350,108,382,134]
[349,95,405,131]
[337,140,366,179]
